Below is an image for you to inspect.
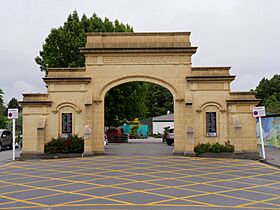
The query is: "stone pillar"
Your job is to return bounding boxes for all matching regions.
[21,115,46,159]
[36,128,45,153]
[173,100,187,155]
[83,105,94,156]
[91,100,105,154]
[184,104,195,156]
[184,127,195,156]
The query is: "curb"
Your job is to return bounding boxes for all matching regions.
[260,159,280,169]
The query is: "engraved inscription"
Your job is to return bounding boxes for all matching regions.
[206,112,217,137]
[62,113,72,134]
[103,56,186,64]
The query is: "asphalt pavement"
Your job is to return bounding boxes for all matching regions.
[258,145,280,168]
[0,138,279,209]
[0,148,21,162]
[0,152,280,209]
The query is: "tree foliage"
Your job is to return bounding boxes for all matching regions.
[144,83,173,117]
[7,97,21,111]
[105,82,147,126]
[7,98,22,134]
[255,74,280,113]
[35,11,133,74]
[0,89,7,128]
[105,82,174,127]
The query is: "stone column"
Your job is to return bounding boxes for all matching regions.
[184,105,195,156]
[173,100,186,155]
[83,105,94,156]
[91,100,105,154]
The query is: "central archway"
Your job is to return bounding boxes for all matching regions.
[97,74,183,101]
[89,74,186,155]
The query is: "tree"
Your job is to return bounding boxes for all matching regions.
[104,82,174,127]
[7,98,22,134]
[7,98,21,111]
[35,11,133,74]
[105,82,148,126]
[0,89,4,114]
[255,74,280,113]
[144,83,173,117]
[0,89,7,128]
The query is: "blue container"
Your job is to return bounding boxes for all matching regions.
[121,124,148,138]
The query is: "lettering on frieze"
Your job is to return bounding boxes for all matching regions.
[103,56,186,64]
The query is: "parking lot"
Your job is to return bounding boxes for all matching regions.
[0,152,280,209]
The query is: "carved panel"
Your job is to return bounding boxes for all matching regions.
[87,55,190,65]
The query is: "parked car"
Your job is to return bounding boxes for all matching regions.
[104,134,108,146]
[166,128,174,146]
[0,129,12,151]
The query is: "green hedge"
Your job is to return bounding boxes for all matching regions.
[194,141,235,155]
[44,135,84,154]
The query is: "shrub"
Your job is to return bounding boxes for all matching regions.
[224,141,235,153]
[129,118,140,138]
[194,141,235,155]
[44,135,84,154]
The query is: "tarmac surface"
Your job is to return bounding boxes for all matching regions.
[258,145,280,168]
[0,138,279,210]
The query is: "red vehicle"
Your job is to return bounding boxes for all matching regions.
[106,127,128,143]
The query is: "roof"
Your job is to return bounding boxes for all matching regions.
[153,114,174,122]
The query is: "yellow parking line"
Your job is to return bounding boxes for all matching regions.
[148,178,280,206]
[0,176,133,205]
[1,156,279,209]
[0,194,46,207]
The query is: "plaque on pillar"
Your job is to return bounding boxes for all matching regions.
[62,113,72,135]
[206,112,217,137]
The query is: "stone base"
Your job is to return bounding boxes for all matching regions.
[92,151,105,155]
[20,152,83,160]
[82,152,95,157]
[173,151,184,156]
[236,150,259,160]
[20,152,44,160]
[184,151,196,157]
[196,150,259,160]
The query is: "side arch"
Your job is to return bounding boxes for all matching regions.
[52,102,82,114]
[196,101,226,113]
[95,74,184,102]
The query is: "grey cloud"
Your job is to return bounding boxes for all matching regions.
[0,0,279,103]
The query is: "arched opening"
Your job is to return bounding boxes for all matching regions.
[103,80,175,156]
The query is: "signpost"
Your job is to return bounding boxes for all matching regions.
[253,106,266,159]
[7,109,18,161]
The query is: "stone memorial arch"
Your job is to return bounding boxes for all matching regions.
[20,32,259,159]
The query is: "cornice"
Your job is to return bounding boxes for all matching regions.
[43,77,91,83]
[80,47,198,54]
[19,101,52,106]
[186,75,236,81]
[226,99,260,104]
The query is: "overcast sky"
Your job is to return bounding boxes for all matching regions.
[0,0,279,104]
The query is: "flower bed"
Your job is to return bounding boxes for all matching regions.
[44,135,84,154]
[194,141,235,155]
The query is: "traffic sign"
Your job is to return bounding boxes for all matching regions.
[253,106,266,118]
[7,108,18,161]
[253,106,266,159]
[7,108,18,119]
